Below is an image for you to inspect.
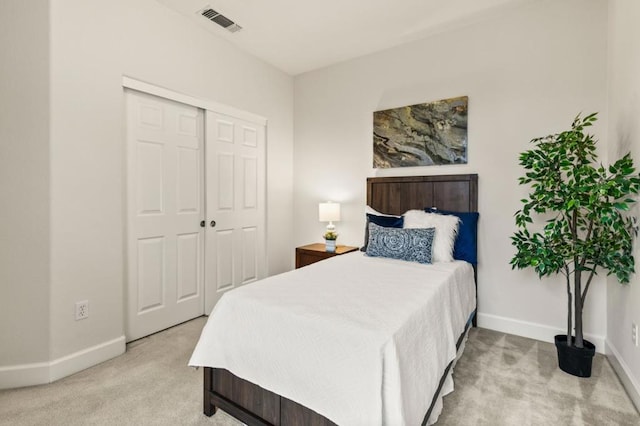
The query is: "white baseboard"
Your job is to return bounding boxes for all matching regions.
[0,335,125,390]
[49,335,126,382]
[0,361,50,390]
[477,312,606,354]
[605,340,640,413]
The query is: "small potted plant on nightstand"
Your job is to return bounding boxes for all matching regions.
[324,231,338,253]
[511,112,640,377]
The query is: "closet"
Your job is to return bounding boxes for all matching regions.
[124,83,266,341]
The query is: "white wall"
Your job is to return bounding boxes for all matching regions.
[0,0,51,370]
[47,0,293,361]
[606,0,640,409]
[293,0,609,347]
[2,0,294,386]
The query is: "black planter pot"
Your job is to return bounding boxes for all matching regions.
[554,335,596,378]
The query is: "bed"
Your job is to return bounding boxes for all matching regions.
[190,174,478,426]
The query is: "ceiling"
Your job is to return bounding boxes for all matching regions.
[157,0,534,76]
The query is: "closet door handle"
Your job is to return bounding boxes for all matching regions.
[200,220,205,228]
[210,220,216,228]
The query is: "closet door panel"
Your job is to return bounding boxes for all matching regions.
[126,90,204,342]
[204,111,266,313]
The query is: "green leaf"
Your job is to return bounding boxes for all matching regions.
[510,111,640,305]
[614,202,629,211]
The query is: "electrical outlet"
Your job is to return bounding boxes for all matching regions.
[75,300,89,320]
[633,323,638,347]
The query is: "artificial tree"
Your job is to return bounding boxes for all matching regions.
[511,113,640,353]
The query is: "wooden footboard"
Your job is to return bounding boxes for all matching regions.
[204,367,336,426]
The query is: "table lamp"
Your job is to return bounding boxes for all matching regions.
[318,201,341,233]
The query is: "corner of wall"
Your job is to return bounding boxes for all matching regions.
[605,339,640,413]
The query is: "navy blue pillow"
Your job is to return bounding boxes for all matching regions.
[426,208,479,265]
[366,222,435,264]
[361,213,404,251]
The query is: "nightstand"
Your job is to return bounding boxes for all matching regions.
[295,243,359,269]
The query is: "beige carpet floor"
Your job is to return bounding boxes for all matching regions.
[1,317,638,425]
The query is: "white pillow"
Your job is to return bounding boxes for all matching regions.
[403,209,460,262]
[365,205,400,217]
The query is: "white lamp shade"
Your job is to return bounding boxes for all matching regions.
[318,202,341,222]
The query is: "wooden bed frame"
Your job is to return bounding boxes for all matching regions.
[202,174,478,426]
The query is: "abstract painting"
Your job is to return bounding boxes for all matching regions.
[373,96,468,168]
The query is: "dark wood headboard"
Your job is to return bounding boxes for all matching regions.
[367,174,478,215]
[367,173,479,327]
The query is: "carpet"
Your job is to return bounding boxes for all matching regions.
[437,327,639,425]
[0,317,637,425]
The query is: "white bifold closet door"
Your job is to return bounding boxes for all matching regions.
[126,90,205,342]
[125,89,267,341]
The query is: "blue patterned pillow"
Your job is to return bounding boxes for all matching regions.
[360,213,404,251]
[366,222,435,264]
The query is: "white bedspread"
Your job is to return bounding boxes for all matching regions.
[189,252,476,426]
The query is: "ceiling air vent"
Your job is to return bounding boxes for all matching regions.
[200,8,242,33]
